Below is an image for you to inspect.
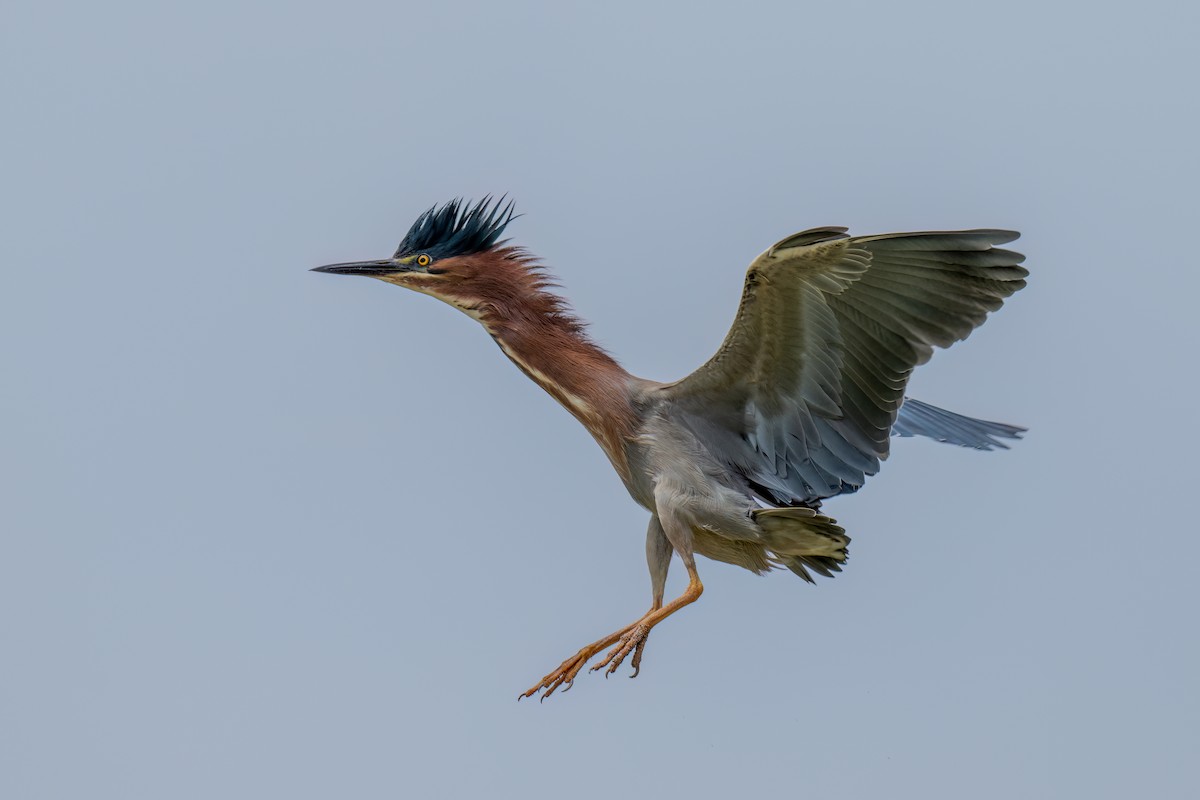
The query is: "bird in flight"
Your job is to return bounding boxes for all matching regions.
[313,197,1027,701]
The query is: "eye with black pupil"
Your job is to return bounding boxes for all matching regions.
[417,254,431,267]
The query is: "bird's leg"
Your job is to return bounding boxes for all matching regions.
[518,570,704,702]
[518,515,679,701]
[591,505,702,679]
[628,515,672,678]
[590,562,703,677]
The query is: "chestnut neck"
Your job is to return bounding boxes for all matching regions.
[467,250,638,476]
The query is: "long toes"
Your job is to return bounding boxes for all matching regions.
[604,639,640,676]
[556,666,586,695]
[521,622,656,700]
[539,677,566,702]
[590,627,647,677]
[590,642,623,675]
[519,681,549,701]
[525,673,564,702]
[519,673,561,702]
[629,636,649,679]
[520,652,592,702]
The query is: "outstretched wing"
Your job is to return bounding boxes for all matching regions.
[661,227,1027,506]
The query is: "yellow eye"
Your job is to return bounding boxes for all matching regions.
[417,254,432,267]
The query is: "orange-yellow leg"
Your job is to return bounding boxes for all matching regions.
[624,597,662,679]
[590,570,703,677]
[519,566,704,702]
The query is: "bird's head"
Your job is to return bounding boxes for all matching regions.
[312,196,522,320]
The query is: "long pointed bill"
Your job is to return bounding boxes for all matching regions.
[310,259,405,276]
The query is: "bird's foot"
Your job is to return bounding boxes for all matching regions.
[519,576,701,702]
[518,617,651,702]
[590,622,652,678]
[518,644,606,702]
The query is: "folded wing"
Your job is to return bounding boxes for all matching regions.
[661,227,1027,506]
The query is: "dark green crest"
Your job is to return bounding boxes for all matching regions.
[395,196,517,260]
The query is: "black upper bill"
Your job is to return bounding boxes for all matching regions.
[310,259,404,276]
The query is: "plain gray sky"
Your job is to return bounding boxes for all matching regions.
[3,1,1197,797]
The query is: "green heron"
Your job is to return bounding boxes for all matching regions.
[313,197,1027,701]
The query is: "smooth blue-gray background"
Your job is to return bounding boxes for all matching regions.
[3,2,1197,798]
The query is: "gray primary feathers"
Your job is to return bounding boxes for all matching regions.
[892,397,1025,451]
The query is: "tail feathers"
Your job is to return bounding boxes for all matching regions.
[893,397,1026,450]
[752,507,850,584]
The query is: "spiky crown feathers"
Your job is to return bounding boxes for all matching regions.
[394,196,517,261]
